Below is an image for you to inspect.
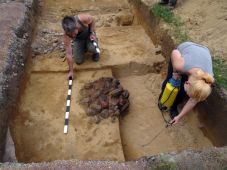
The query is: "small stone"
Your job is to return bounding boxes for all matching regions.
[80,97,90,105]
[52,43,57,47]
[120,102,129,113]
[60,53,65,58]
[87,108,97,116]
[110,88,122,97]
[122,90,129,98]
[100,109,109,119]
[90,103,102,112]
[155,45,162,55]
[53,38,58,43]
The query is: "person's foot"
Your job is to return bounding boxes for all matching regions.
[170,109,179,119]
[92,53,100,62]
[76,61,83,65]
[159,0,168,4]
[167,3,175,10]
[158,102,168,112]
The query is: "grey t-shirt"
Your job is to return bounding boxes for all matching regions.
[177,42,213,76]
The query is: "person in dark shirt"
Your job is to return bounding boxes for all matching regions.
[62,14,100,79]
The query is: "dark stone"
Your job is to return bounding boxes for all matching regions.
[79,77,130,122]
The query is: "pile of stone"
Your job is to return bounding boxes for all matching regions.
[31,29,64,57]
[79,77,129,123]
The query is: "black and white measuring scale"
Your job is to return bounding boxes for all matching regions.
[64,76,73,134]
[63,40,100,134]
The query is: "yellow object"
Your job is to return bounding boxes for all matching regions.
[160,82,179,108]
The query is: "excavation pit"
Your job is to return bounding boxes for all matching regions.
[1,0,226,166]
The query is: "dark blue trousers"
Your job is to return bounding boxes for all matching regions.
[161,0,177,6]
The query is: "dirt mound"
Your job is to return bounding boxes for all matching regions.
[79,77,129,123]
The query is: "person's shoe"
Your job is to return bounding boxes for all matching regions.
[92,53,100,62]
[75,61,83,65]
[159,0,168,4]
[170,109,179,119]
[158,102,168,112]
[167,3,175,10]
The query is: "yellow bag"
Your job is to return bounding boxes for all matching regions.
[160,82,179,108]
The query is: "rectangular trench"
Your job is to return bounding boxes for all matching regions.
[4,0,220,163]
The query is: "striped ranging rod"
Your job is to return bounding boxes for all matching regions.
[64,76,73,134]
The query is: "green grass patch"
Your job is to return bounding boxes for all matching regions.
[213,58,227,89]
[151,3,175,24]
[151,4,188,43]
[155,163,176,170]
[155,154,177,170]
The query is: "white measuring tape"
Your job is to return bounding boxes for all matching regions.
[64,77,73,134]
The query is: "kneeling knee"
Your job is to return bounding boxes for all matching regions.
[75,60,84,65]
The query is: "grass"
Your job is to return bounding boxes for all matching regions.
[155,162,176,170]
[151,3,176,24]
[213,58,227,89]
[155,154,177,170]
[151,4,188,44]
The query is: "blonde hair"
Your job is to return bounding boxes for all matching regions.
[187,69,214,102]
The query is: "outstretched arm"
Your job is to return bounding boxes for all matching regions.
[64,34,74,79]
[171,98,198,124]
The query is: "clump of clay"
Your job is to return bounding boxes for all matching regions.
[79,77,129,123]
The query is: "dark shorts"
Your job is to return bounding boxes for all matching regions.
[72,38,97,64]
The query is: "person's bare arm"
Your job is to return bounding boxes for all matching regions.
[171,49,184,79]
[171,98,198,124]
[79,14,96,40]
[64,34,74,79]
[79,14,95,31]
[88,16,95,33]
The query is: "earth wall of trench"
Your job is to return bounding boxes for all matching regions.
[0,0,38,161]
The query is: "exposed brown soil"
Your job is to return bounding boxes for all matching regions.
[175,0,227,61]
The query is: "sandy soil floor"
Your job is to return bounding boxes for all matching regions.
[11,70,125,162]
[175,0,227,61]
[119,73,212,160]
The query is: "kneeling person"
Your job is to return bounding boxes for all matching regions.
[62,14,100,79]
